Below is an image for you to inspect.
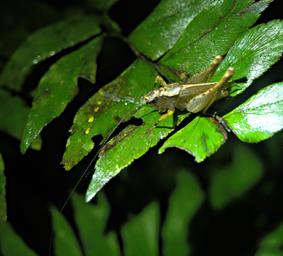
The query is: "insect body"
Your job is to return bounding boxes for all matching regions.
[143,56,234,120]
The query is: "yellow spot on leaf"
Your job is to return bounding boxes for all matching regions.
[97,100,102,105]
[64,164,72,171]
[88,116,94,123]
[94,107,100,112]
[85,128,90,135]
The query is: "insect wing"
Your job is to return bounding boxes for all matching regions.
[179,82,216,98]
[185,88,218,113]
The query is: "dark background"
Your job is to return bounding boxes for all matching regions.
[1,0,283,255]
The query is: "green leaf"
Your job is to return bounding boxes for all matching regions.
[224,82,283,143]
[0,89,41,150]
[21,37,102,153]
[0,15,101,91]
[72,194,120,256]
[121,203,159,256]
[62,60,157,171]
[209,144,263,209]
[159,0,271,75]
[256,223,283,256]
[0,221,38,256]
[162,171,204,256]
[159,117,227,163]
[51,208,82,256]
[0,154,6,222]
[129,0,218,60]
[85,106,178,201]
[87,0,118,11]
[213,19,283,95]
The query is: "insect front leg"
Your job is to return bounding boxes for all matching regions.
[159,108,175,121]
[154,75,168,87]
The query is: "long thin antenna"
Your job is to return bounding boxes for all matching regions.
[48,118,124,255]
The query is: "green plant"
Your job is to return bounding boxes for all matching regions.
[1,161,282,255]
[1,0,282,202]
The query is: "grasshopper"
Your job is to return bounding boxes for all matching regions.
[143,56,234,121]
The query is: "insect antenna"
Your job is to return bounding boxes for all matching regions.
[103,91,145,107]
[48,118,124,256]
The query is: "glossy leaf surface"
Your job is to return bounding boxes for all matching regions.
[129,0,217,60]
[213,19,283,95]
[0,15,101,91]
[159,117,227,162]
[62,60,157,170]
[21,37,102,153]
[159,0,271,75]
[224,82,283,142]
[86,106,178,201]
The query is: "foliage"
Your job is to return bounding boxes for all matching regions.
[0,0,282,201]
[0,0,283,254]
[1,153,283,255]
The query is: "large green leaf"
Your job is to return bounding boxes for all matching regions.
[72,194,120,256]
[213,19,283,95]
[0,154,6,222]
[62,60,157,171]
[21,37,102,153]
[159,117,227,163]
[121,203,159,256]
[0,222,38,256]
[209,144,263,209]
[224,82,283,143]
[0,89,41,150]
[159,0,271,75]
[256,223,283,256]
[0,15,101,91]
[129,0,218,60]
[51,208,82,256]
[86,105,178,201]
[162,171,204,256]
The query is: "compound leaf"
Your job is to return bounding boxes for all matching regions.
[0,15,101,91]
[21,37,102,153]
[86,105,178,201]
[129,0,218,60]
[159,0,271,75]
[62,60,157,171]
